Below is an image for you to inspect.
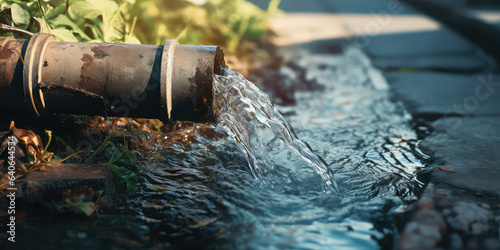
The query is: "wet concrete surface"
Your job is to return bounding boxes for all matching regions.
[9,46,427,249]
[1,0,497,248]
[422,117,500,196]
[365,30,493,72]
[256,0,500,248]
[386,72,500,116]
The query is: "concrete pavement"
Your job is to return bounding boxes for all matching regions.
[254,0,500,248]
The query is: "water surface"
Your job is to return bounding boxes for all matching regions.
[18,47,429,249]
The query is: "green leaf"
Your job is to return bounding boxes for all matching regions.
[102,2,126,42]
[64,197,74,205]
[51,29,78,42]
[68,1,100,19]
[47,0,67,8]
[1,32,15,38]
[82,22,103,42]
[68,0,118,20]
[35,17,52,34]
[107,164,124,180]
[49,15,91,41]
[85,132,115,164]
[49,153,63,162]
[122,151,137,165]
[1,2,12,13]
[126,35,141,44]
[74,202,96,216]
[11,3,30,25]
[21,164,28,173]
[45,4,66,19]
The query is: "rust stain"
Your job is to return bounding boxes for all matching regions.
[0,48,13,60]
[81,53,92,63]
[0,47,18,88]
[79,53,99,92]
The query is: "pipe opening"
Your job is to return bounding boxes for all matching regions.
[214,46,226,75]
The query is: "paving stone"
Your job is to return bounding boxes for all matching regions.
[365,30,493,71]
[358,24,472,57]
[386,72,500,116]
[372,53,489,72]
[13,163,113,205]
[347,17,493,71]
[421,117,500,196]
[258,0,495,70]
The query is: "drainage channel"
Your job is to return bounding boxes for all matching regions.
[16,46,430,249]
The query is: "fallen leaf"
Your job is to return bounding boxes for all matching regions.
[439,167,456,173]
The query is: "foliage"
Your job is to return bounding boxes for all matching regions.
[129,0,281,53]
[56,185,112,217]
[0,0,281,193]
[0,0,281,54]
[0,0,140,43]
[85,132,141,191]
[0,123,68,193]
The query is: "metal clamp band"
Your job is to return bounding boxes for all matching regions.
[160,39,178,122]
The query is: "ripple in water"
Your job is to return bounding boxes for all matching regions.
[213,68,337,194]
[17,48,431,250]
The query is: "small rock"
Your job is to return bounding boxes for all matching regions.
[448,201,493,235]
[480,203,491,210]
[398,209,445,250]
[67,230,87,239]
[471,221,489,235]
[449,233,462,249]
[417,196,435,210]
[484,238,500,250]
[494,216,500,224]
[442,208,451,216]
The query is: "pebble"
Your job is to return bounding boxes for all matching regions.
[447,201,493,235]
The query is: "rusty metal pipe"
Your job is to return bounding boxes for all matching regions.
[0,33,225,123]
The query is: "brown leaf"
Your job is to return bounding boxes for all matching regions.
[95,194,112,207]
[439,167,456,173]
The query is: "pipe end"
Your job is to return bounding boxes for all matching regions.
[161,40,225,124]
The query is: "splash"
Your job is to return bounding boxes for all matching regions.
[213,69,337,193]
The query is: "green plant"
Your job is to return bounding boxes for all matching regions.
[130,0,281,53]
[1,0,281,54]
[85,132,141,191]
[0,0,140,43]
[56,185,110,217]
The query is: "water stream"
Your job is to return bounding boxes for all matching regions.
[213,68,337,194]
[17,47,430,249]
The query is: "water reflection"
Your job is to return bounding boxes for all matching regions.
[18,47,429,249]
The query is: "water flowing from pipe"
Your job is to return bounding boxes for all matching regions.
[213,68,337,194]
